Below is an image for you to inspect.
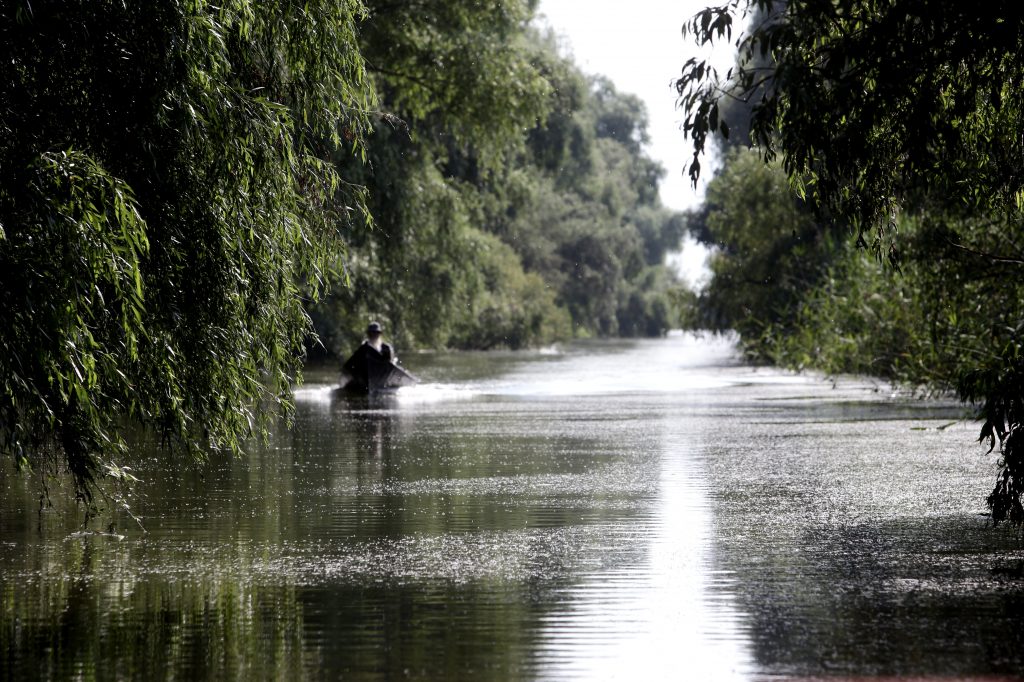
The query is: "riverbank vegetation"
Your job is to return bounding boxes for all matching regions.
[0,1,685,502]
[676,0,1024,522]
[308,1,685,354]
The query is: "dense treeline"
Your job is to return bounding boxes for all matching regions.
[0,0,375,504]
[0,0,684,501]
[677,1,1024,522]
[309,2,684,354]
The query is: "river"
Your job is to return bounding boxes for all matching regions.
[2,333,1024,680]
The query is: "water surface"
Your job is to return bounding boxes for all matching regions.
[2,334,1023,680]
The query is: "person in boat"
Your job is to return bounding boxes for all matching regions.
[366,321,394,360]
[341,321,416,392]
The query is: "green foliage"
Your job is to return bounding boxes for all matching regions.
[360,0,549,165]
[762,238,934,380]
[308,2,563,352]
[497,68,684,339]
[677,0,1024,256]
[1,0,690,507]
[446,231,571,350]
[962,347,1024,524]
[914,209,1024,523]
[312,19,685,353]
[524,36,594,185]
[616,267,678,337]
[683,148,836,357]
[677,0,1024,522]
[0,1,373,501]
[764,211,1024,526]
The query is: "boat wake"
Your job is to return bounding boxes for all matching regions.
[292,381,480,406]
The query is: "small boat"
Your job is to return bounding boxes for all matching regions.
[340,343,419,393]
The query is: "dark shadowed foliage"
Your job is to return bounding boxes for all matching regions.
[0,1,373,505]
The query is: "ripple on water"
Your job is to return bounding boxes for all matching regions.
[5,335,1024,682]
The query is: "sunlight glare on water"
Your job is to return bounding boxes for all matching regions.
[486,332,744,396]
[534,429,755,680]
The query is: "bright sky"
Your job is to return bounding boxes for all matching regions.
[535,0,736,285]
[536,0,734,212]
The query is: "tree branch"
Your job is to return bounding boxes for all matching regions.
[947,238,1024,267]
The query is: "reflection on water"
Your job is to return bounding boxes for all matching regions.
[534,428,753,681]
[2,333,1024,680]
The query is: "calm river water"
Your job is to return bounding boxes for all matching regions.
[3,334,1024,680]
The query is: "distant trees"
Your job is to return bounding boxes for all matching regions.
[310,8,686,353]
[504,69,685,340]
[676,1,1024,522]
[308,0,561,352]
[685,147,832,351]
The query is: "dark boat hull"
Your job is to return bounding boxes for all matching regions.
[340,347,418,393]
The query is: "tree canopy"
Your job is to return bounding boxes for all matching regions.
[310,15,685,353]
[677,0,1024,252]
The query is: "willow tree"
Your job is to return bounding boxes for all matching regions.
[0,1,374,506]
[310,0,560,351]
[676,1,1024,522]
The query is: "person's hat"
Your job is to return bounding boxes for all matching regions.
[367,321,383,334]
